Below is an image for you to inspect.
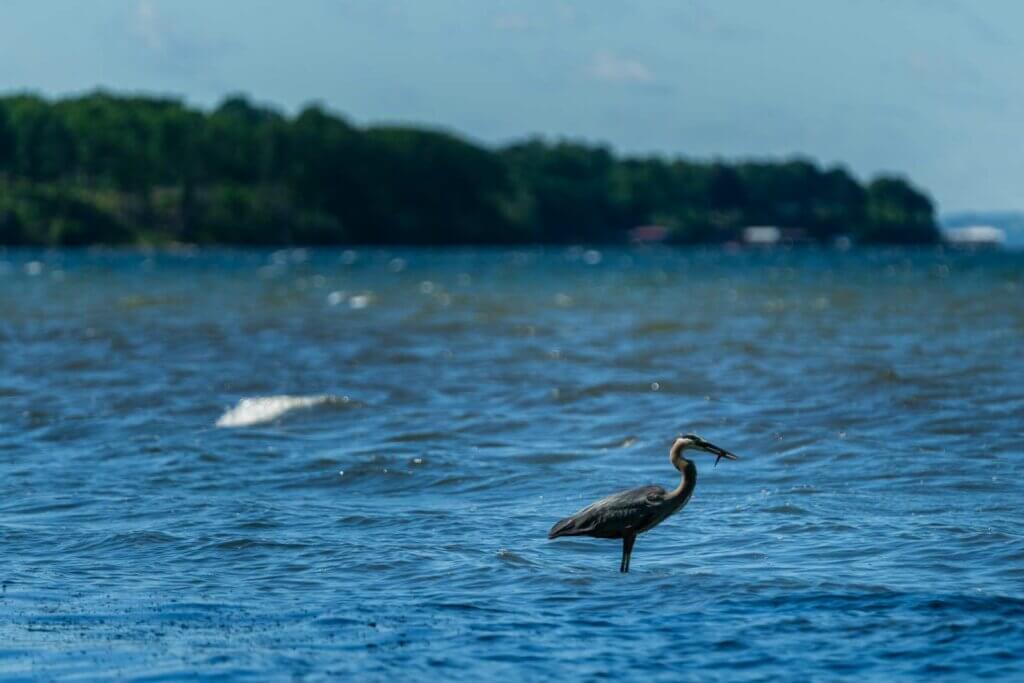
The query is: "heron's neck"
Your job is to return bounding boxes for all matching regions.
[667,459,697,507]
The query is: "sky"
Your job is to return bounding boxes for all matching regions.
[1,0,1022,213]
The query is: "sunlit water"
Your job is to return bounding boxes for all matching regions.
[2,247,1023,680]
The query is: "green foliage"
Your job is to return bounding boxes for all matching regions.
[359,127,519,243]
[0,107,14,171]
[0,182,130,245]
[4,95,77,182]
[0,91,939,246]
[735,160,867,240]
[502,140,621,243]
[859,176,939,244]
[202,95,289,184]
[185,184,346,245]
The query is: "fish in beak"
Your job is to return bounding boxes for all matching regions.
[684,434,741,467]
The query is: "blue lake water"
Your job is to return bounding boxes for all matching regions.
[1,247,1023,680]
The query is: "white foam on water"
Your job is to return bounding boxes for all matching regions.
[215,395,339,428]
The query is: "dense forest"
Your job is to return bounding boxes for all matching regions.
[0,92,939,246]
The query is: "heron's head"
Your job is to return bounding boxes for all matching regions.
[670,434,740,470]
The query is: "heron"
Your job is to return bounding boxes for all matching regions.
[547,434,740,573]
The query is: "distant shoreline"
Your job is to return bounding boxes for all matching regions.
[2,90,940,248]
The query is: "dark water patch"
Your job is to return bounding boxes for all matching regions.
[511,451,584,466]
[762,504,810,516]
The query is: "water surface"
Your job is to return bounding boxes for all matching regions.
[2,247,1023,680]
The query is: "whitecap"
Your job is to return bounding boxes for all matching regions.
[215,394,343,428]
[349,294,371,309]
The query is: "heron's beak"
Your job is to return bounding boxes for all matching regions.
[695,439,740,467]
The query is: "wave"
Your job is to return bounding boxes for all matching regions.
[215,394,348,428]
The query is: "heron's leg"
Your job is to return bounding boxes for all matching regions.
[622,532,636,573]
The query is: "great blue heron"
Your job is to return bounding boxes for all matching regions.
[547,434,739,572]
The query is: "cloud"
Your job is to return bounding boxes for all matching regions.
[125,0,232,77]
[589,51,654,84]
[131,0,165,53]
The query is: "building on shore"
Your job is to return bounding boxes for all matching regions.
[742,226,812,246]
[943,225,1005,248]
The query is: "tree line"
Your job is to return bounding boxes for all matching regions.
[0,92,939,246]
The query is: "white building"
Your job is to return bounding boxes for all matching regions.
[944,225,1005,247]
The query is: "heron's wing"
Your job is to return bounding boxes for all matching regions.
[548,485,666,539]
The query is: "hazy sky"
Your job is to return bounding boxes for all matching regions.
[2,0,1021,213]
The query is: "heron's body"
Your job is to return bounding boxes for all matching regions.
[547,435,737,572]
